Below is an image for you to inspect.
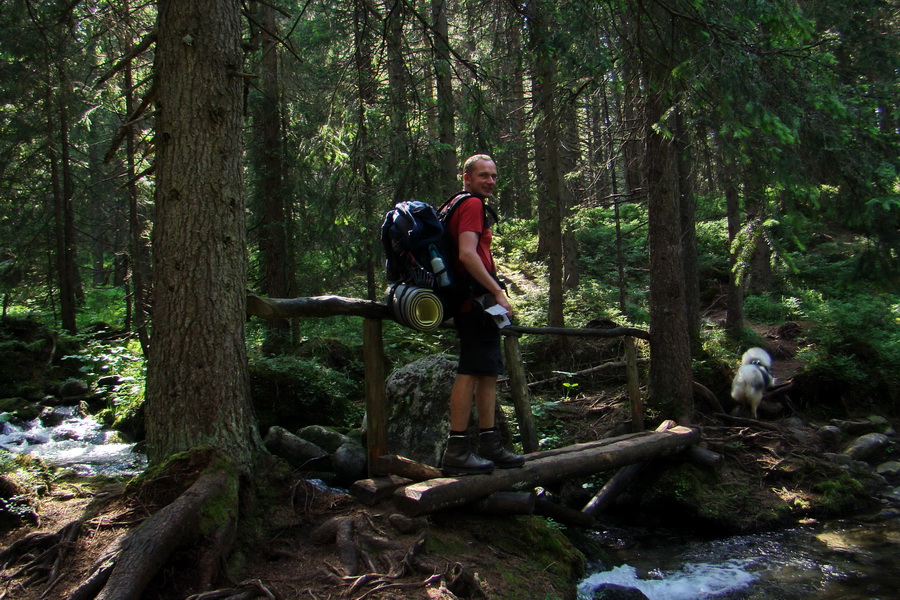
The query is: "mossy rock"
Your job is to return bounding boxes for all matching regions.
[0,397,40,421]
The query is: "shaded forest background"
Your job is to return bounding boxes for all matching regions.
[0,0,898,420]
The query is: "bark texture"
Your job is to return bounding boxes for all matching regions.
[146,0,259,466]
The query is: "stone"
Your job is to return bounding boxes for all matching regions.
[383,354,459,467]
[816,425,843,449]
[875,461,900,483]
[589,584,651,600]
[332,442,367,486]
[843,432,890,462]
[59,379,90,398]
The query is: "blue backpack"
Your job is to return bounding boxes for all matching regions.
[381,192,495,317]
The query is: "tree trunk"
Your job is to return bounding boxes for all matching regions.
[644,91,694,425]
[354,0,378,300]
[49,68,79,334]
[528,0,565,328]
[384,0,411,202]
[432,0,457,197]
[724,164,744,336]
[123,48,152,354]
[253,2,295,352]
[675,109,701,353]
[146,0,261,468]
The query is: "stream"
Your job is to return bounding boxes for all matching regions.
[0,406,146,477]
[577,504,900,600]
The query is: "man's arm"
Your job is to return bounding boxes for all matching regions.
[457,230,512,316]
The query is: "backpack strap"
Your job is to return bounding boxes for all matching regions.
[438,192,499,229]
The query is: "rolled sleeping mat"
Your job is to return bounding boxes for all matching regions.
[386,283,444,332]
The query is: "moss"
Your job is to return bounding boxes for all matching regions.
[198,458,240,536]
[427,513,585,600]
[812,474,867,516]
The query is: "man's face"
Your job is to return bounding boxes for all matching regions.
[464,159,498,198]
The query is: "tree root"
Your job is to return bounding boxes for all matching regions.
[65,460,238,600]
[185,578,279,600]
[314,511,442,598]
[0,519,82,598]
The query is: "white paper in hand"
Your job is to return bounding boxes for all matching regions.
[484,303,510,329]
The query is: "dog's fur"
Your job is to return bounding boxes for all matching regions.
[731,347,774,419]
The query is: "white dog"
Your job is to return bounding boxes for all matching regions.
[731,347,775,419]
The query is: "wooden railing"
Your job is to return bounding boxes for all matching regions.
[247,295,649,475]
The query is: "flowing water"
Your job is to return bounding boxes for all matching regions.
[0,406,146,477]
[577,506,900,600]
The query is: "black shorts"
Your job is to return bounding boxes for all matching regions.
[454,308,504,376]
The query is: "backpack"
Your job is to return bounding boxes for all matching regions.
[381,192,498,318]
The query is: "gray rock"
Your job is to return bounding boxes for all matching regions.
[781,416,806,428]
[816,425,844,448]
[333,442,367,486]
[384,354,459,467]
[876,461,900,482]
[843,432,890,462]
[589,584,651,600]
[59,379,91,398]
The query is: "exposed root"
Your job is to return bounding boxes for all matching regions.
[0,520,82,598]
[185,578,280,600]
[313,511,441,598]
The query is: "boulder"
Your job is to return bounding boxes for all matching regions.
[384,354,459,467]
[876,461,900,483]
[843,432,890,462]
[332,442,367,486]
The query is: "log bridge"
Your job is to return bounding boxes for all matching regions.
[246,294,652,475]
[351,422,700,522]
[246,295,702,523]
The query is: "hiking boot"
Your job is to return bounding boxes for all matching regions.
[441,435,494,475]
[478,430,525,469]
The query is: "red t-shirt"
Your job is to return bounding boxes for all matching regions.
[447,195,495,278]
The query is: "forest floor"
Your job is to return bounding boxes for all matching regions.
[1,320,896,600]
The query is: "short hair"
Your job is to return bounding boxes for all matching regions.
[463,154,494,175]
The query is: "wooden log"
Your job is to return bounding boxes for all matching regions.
[473,491,536,515]
[393,426,700,516]
[503,334,539,453]
[376,455,443,482]
[247,294,392,321]
[504,324,650,340]
[534,498,597,528]
[363,318,388,476]
[581,420,675,517]
[683,445,723,471]
[349,475,413,506]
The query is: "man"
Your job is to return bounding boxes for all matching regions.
[440,154,525,475]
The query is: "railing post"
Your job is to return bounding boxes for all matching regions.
[624,336,643,432]
[503,333,539,453]
[363,318,388,476]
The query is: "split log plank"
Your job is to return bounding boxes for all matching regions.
[376,455,443,482]
[349,475,413,506]
[393,426,700,517]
